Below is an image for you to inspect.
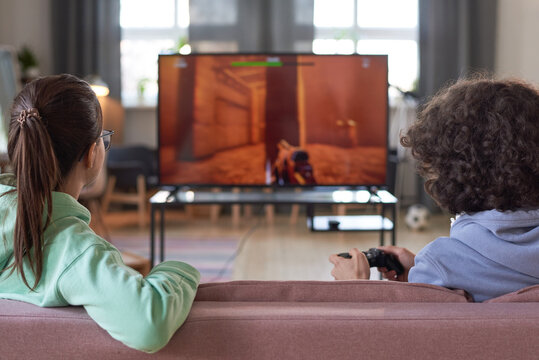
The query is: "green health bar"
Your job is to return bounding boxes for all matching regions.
[230,62,315,67]
[231,61,283,67]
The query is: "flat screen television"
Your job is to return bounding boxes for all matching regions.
[158,53,388,188]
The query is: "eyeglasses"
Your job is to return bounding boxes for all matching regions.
[99,129,114,151]
[78,129,115,161]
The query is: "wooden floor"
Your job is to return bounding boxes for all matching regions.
[105,206,452,281]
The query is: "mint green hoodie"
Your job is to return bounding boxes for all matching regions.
[0,174,200,352]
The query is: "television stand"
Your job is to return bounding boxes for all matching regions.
[305,189,396,247]
[308,214,394,231]
[149,187,397,267]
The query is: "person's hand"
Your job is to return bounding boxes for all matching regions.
[376,246,415,282]
[329,248,370,280]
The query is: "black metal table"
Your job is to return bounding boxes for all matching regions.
[149,188,397,267]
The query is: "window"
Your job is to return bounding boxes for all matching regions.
[120,0,190,105]
[120,0,419,105]
[313,0,418,91]
[188,0,240,53]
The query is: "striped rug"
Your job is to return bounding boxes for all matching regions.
[111,235,239,283]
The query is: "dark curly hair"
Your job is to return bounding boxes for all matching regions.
[401,77,539,214]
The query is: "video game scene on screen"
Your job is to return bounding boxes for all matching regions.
[158,54,388,186]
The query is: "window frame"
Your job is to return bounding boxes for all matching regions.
[314,0,418,43]
[120,0,419,104]
[120,0,189,106]
[313,0,419,90]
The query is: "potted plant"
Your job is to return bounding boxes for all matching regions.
[137,78,151,100]
[17,46,40,83]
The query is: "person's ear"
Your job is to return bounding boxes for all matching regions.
[84,142,97,169]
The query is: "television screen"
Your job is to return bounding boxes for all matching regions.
[158,54,388,187]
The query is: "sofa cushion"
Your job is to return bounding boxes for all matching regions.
[195,280,472,303]
[484,285,539,303]
[176,301,539,360]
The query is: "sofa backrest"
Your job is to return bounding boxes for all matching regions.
[484,284,539,303]
[195,280,472,302]
[1,281,538,359]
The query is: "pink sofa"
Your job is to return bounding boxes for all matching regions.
[1,280,538,359]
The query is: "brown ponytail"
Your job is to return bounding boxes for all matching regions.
[6,74,102,290]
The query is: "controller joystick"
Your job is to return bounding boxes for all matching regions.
[337,248,404,275]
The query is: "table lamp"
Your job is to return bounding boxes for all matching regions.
[86,75,110,97]
[85,75,124,144]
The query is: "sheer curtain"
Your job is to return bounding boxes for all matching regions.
[418,0,498,99]
[0,46,19,153]
[417,0,498,209]
[51,0,122,99]
[189,0,314,53]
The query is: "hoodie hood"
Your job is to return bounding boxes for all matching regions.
[450,209,539,278]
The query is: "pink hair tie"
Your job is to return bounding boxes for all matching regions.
[17,108,42,126]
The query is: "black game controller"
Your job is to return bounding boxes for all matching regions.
[337,248,404,275]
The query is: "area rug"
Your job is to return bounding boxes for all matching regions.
[111,235,239,283]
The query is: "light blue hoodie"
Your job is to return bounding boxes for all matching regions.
[409,209,539,302]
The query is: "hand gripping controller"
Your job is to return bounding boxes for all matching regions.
[337,248,404,275]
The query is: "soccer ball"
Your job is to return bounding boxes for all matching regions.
[405,204,430,231]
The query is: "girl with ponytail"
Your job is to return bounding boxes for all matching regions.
[0,75,200,352]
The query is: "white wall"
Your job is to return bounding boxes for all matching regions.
[0,0,53,75]
[123,106,157,148]
[496,0,539,84]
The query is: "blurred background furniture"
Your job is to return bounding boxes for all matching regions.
[79,159,110,240]
[120,251,150,276]
[86,75,125,146]
[102,145,158,228]
[0,45,20,156]
[79,76,125,235]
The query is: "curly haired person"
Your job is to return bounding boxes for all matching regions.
[329,77,539,302]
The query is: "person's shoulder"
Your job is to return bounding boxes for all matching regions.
[0,174,17,204]
[410,236,472,286]
[50,191,91,224]
[44,213,113,265]
[417,236,467,258]
[0,173,16,188]
[414,236,476,276]
[46,191,106,248]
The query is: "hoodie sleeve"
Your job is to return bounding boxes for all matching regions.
[56,244,200,353]
[408,242,449,287]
